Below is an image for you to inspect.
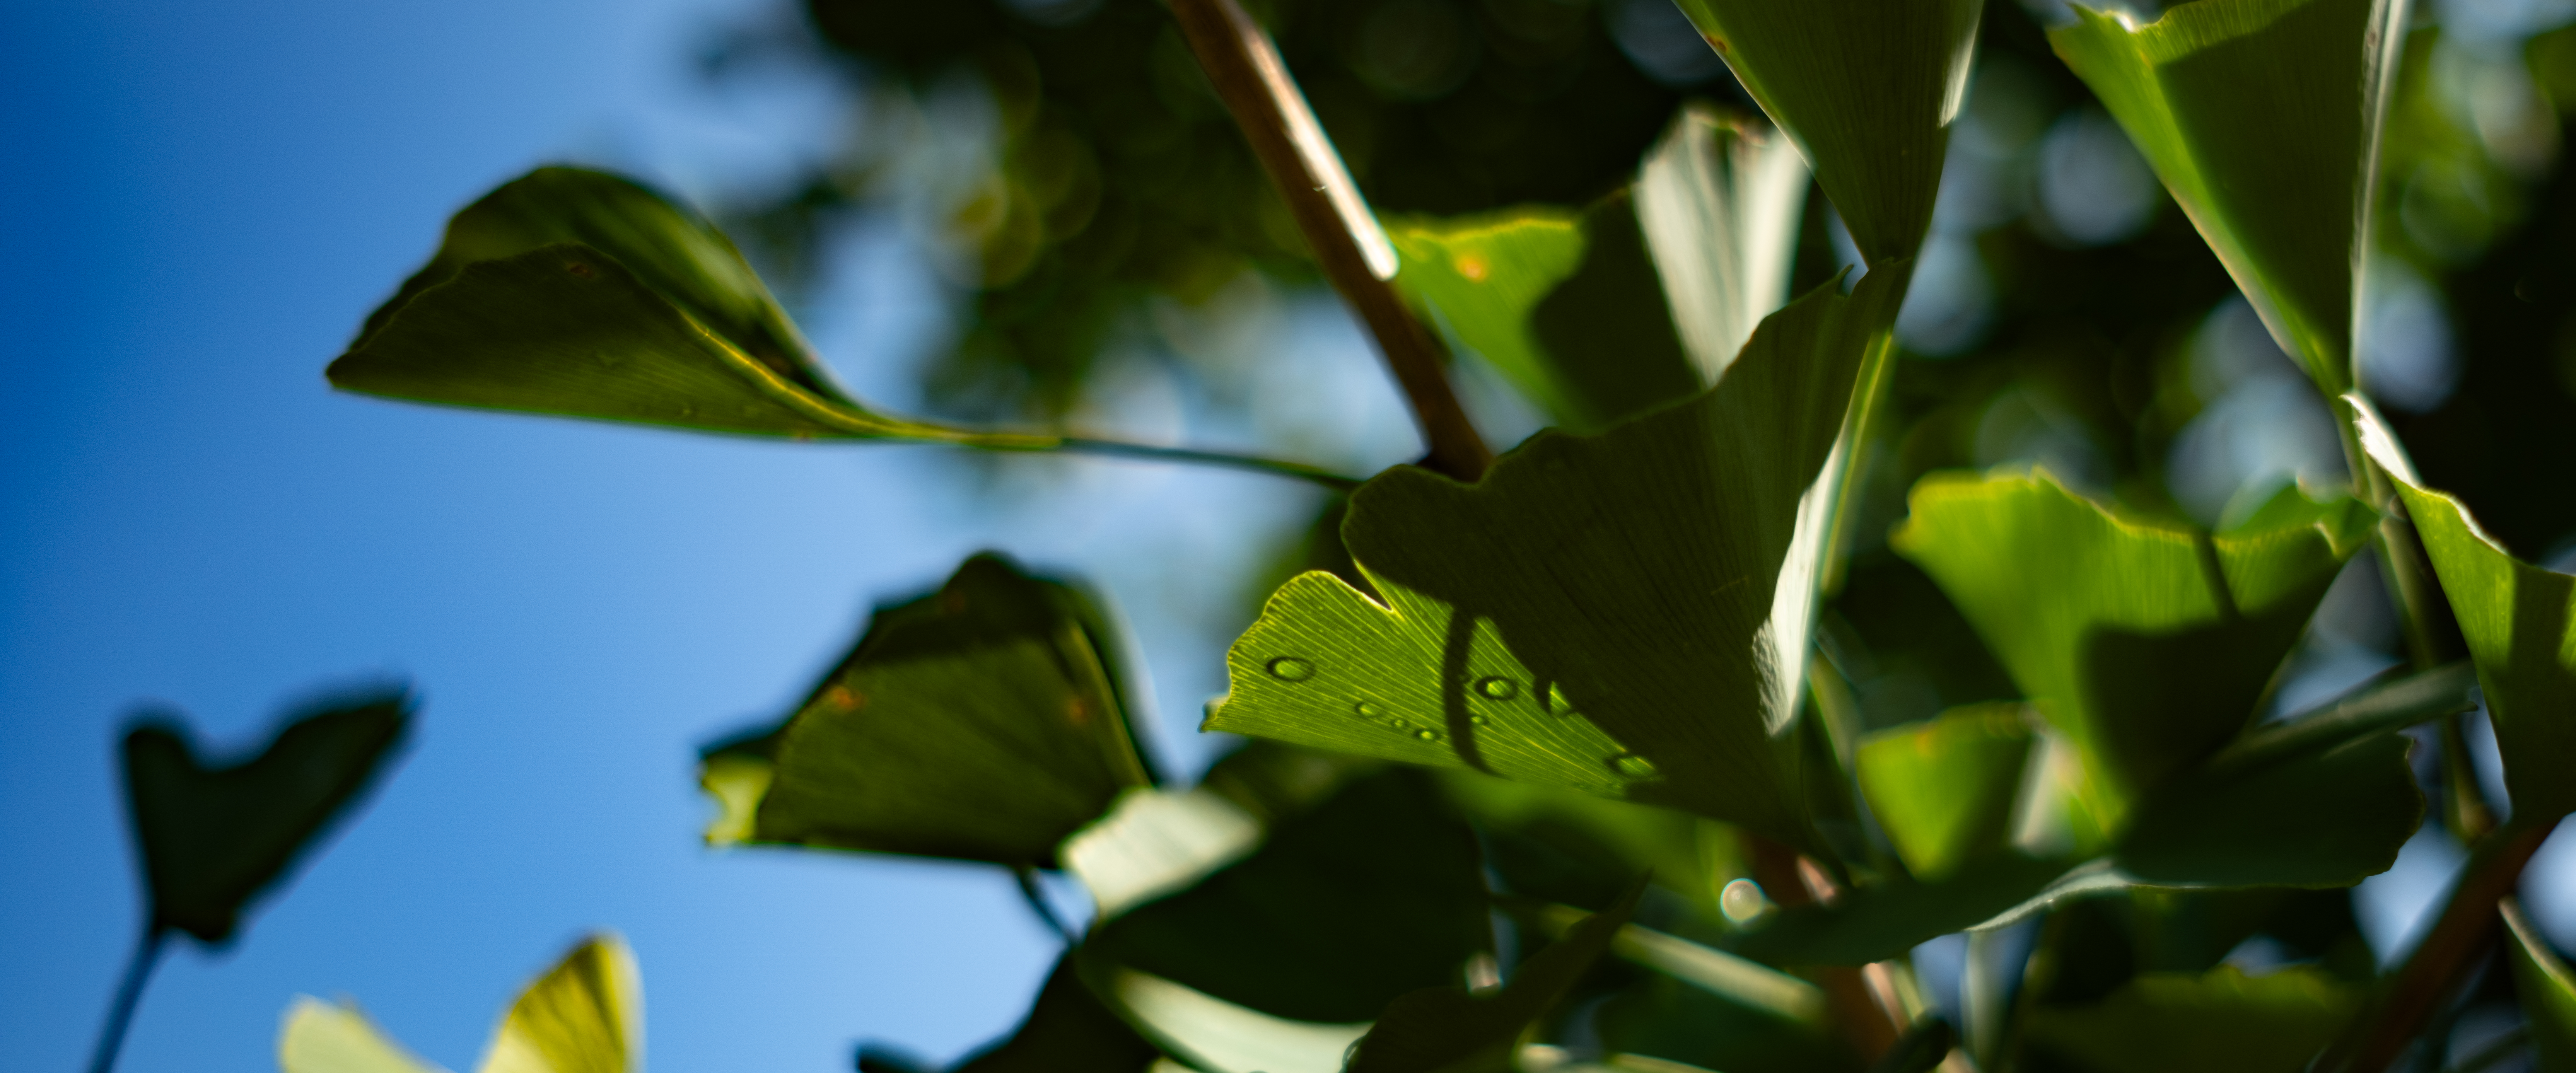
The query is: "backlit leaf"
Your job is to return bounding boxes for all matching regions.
[2050,0,2409,392]
[2354,398,2576,819]
[1891,471,2373,824]
[121,686,411,944]
[480,935,641,1073]
[1633,104,1810,386]
[329,168,1030,445]
[279,999,446,1073]
[1668,0,1983,263]
[698,553,1156,867]
[1208,267,1908,850]
[2503,897,2576,1073]
[2021,965,2358,1073]
[1855,704,2036,882]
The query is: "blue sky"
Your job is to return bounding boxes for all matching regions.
[0,2,1414,1070]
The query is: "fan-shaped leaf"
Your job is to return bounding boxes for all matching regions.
[280,935,639,1073]
[2023,965,2358,1073]
[1207,267,1907,850]
[1856,704,2036,882]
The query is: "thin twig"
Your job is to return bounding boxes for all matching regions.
[2319,817,2561,1073]
[1751,836,1910,1064]
[1012,865,1077,945]
[87,925,167,1073]
[1165,0,1493,483]
[1051,437,1363,491]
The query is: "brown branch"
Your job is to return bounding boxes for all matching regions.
[1165,0,1493,483]
[2319,817,2562,1073]
[1752,836,1910,1064]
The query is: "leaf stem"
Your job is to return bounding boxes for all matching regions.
[87,924,166,1073]
[2318,817,2561,1073]
[1049,437,1363,492]
[1012,866,1077,945]
[1750,836,1910,1063]
[1164,0,1494,483]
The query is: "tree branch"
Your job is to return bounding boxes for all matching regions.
[1165,0,1493,483]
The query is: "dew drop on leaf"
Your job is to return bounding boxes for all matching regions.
[1609,752,1659,779]
[1354,701,1382,719]
[1266,657,1316,682]
[1414,728,1441,742]
[1474,676,1519,701]
[1467,714,1488,726]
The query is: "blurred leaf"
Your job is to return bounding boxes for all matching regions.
[949,957,1163,1073]
[699,553,1154,867]
[1207,268,1908,849]
[1729,854,2072,967]
[1868,1019,1955,1073]
[1343,880,1645,1073]
[2021,965,2358,1073]
[1063,787,1266,921]
[1083,770,1490,1027]
[1854,703,2035,881]
[481,935,642,1073]
[329,168,1026,445]
[1597,974,1858,1073]
[2050,0,2407,392]
[279,998,447,1073]
[279,934,640,1073]
[1668,0,1982,263]
[1891,471,2373,823]
[2503,898,2576,1073]
[2355,399,2576,819]
[1633,104,1810,385]
[121,686,411,944]
[1437,769,1717,916]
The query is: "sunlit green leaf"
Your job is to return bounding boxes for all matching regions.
[2354,398,2576,819]
[280,934,639,1073]
[2503,898,2576,1073]
[1344,881,1644,1073]
[329,168,1030,445]
[1668,0,1982,263]
[121,686,411,944]
[1208,268,1907,850]
[947,957,1163,1073]
[1855,704,2035,882]
[480,935,641,1073]
[1891,471,2373,825]
[2021,965,2359,1073]
[698,553,1156,867]
[2050,0,2408,392]
[1633,104,1809,386]
[279,998,446,1073]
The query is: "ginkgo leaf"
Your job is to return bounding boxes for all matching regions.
[1208,267,1908,851]
[1855,704,2036,882]
[279,935,640,1073]
[1891,471,2373,825]
[1668,0,1983,263]
[2503,898,2576,1072]
[2022,965,2359,1073]
[2353,397,2576,819]
[328,168,1038,445]
[121,686,412,944]
[698,553,1156,867]
[2050,0,2409,393]
[480,935,641,1073]
[1633,104,1809,386]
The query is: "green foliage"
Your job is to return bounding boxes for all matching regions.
[1207,268,1906,850]
[280,935,640,1073]
[2022,965,2359,1073]
[121,687,411,944]
[1343,880,1642,1073]
[2356,399,2576,819]
[1668,0,1983,263]
[698,553,1155,866]
[1892,473,2373,825]
[2504,899,2576,1073]
[949,958,1161,1073]
[2050,0,2409,392]
[1854,703,2035,881]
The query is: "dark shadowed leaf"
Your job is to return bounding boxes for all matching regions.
[2050,0,2407,392]
[1344,880,1645,1073]
[1891,471,2373,824]
[2021,965,2357,1073]
[1207,268,1908,850]
[2503,898,2576,1072]
[2355,399,2576,819]
[122,686,411,944]
[698,553,1155,867]
[328,168,1031,445]
[948,957,1162,1073]
[1854,703,2035,881]
[1668,0,1983,263]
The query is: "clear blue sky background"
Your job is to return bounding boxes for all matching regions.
[0,2,1407,1071]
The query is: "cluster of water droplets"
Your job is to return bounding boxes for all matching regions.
[1259,655,1661,782]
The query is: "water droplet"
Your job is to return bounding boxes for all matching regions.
[1719,878,1772,925]
[1547,681,1577,713]
[1609,752,1659,779]
[1467,714,1488,726]
[1266,657,1315,682]
[1413,728,1441,742]
[1473,676,1519,701]
[1354,701,1382,720]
